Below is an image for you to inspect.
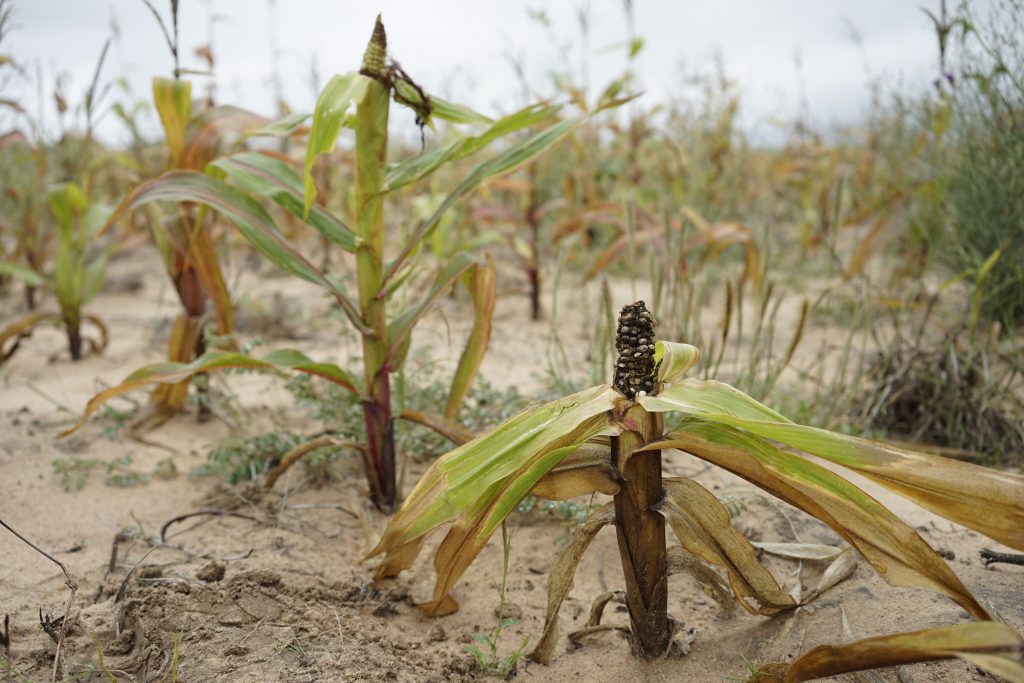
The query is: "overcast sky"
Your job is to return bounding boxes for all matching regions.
[3,0,968,146]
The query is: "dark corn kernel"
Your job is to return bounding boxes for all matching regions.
[613,300,658,400]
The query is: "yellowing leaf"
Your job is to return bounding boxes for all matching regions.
[755,622,1024,683]
[63,349,358,436]
[152,77,192,167]
[642,380,1024,551]
[650,423,992,620]
[660,478,796,615]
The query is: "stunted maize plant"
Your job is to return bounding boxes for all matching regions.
[369,300,1024,678]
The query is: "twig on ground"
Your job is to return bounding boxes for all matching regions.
[979,548,1024,567]
[159,509,263,542]
[0,518,78,682]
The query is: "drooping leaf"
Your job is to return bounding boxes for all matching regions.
[385,252,478,366]
[398,409,477,446]
[152,77,192,167]
[650,422,992,620]
[752,542,843,563]
[0,312,62,364]
[659,477,796,615]
[210,151,357,251]
[531,440,620,499]
[641,380,1024,551]
[62,349,359,436]
[529,504,614,664]
[445,253,496,420]
[303,73,370,217]
[754,622,1024,683]
[665,544,735,610]
[367,385,618,613]
[101,169,365,332]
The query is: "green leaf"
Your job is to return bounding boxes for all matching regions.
[386,252,478,366]
[383,115,585,285]
[383,103,560,192]
[393,79,492,126]
[0,262,46,287]
[303,73,370,217]
[654,340,701,385]
[368,385,618,615]
[210,151,357,251]
[641,380,1024,551]
[62,349,359,436]
[102,169,366,333]
[246,112,310,138]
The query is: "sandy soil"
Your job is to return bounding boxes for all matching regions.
[1,246,1021,683]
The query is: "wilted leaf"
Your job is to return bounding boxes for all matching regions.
[755,622,1024,683]
[181,105,268,170]
[152,77,191,167]
[665,545,735,610]
[801,548,858,604]
[367,386,618,614]
[62,349,359,436]
[641,380,1024,551]
[445,254,496,419]
[752,542,844,563]
[102,169,365,331]
[659,477,796,615]
[0,311,62,364]
[650,423,992,620]
[529,504,614,664]
[531,441,619,499]
[398,409,477,445]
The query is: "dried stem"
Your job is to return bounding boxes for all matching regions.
[0,518,78,681]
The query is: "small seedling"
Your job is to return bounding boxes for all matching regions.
[464,523,531,678]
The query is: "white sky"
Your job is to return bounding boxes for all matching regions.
[3,0,966,146]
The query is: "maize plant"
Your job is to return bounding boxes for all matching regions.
[0,182,111,363]
[368,300,1024,678]
[63,16,618,512]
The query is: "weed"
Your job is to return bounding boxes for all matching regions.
[464,523,530,678]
